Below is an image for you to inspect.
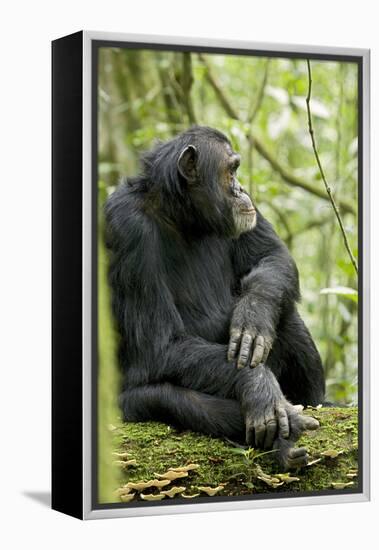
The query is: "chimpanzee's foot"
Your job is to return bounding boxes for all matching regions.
[274,439,309,469]
[273,407,319,469]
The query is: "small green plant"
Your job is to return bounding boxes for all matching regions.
[229,447,278,489]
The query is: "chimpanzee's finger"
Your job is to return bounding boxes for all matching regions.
[250,335,265,368]
[288,446,308,458]
[254,421,266,448]
[287,452,309,469]
[287,446,309,468]
[300,416,320,431]
[292,404,304,413]
[237,331,253,369]
[262,337,273,364]
[228,329,242,362]
[277,407,290,439]
[263,414,277,450]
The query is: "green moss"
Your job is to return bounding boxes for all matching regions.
[111,407,358,501]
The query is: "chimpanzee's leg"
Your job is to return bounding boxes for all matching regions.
[120,383,245,442]
[267,308,325,407]
[121,337,319,469]
[120,378,318,470]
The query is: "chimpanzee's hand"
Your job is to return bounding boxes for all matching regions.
[239,366,319,451]
[228,296,275,368]
[244,399,291,449]
[244,401,319,452]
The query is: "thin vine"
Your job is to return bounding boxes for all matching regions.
[305,59,358,276]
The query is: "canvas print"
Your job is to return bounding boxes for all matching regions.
[96,45,360,507]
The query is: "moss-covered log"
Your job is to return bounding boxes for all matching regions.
[111,407,358,502]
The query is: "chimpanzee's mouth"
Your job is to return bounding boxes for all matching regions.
[241,208,255,215]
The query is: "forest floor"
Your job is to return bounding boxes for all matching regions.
[110,407,359,505]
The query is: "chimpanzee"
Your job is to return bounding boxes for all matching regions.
[105,126,325,469]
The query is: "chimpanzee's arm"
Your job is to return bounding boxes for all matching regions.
[229,210,300,368]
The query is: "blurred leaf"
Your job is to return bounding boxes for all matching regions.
[266,85,289,105]
[268,107,291,139]
[99,162,122,175]
[229,447,248,456]
[320,286,358,303]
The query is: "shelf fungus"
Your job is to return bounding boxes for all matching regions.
[140,493,166,501]
[119,493,135,503]
[160,486,186,498]
[331,481,354,490]
[256,468,284,488]
[115,487,132,497]
[320,449,344,459]
[255,466,283,488]
[125,479,171,491]
[276,473,300,484]
[168,463,200,473]
[197,485,224,496]
[112,451,133,459]
[154,470,189,481]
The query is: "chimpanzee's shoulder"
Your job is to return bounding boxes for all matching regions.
[104,179,158,251]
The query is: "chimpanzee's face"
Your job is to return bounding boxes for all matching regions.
[220,143,257,236]
[177,137,256,238]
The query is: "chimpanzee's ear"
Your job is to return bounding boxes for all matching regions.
[177,145,198,183]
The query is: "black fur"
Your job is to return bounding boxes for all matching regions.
[105,126,325,468]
